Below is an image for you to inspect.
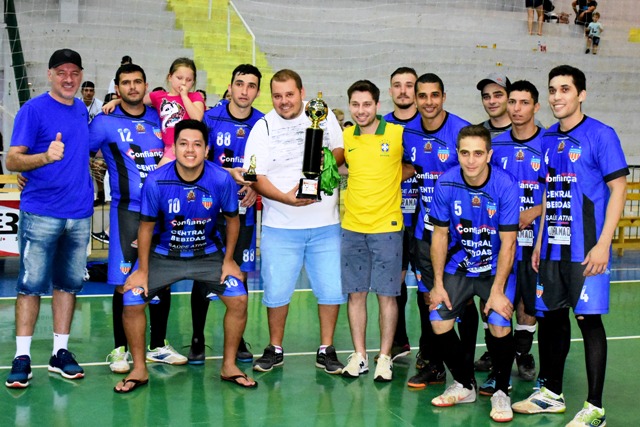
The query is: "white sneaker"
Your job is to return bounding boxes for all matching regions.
[146,340,188,365]
[431,380,477,407]
[342,352,369,378]
[565,401,606,427]
[490,390,513,422]
[511,386,566,414]
[106,346,130,373]
[374,354,393,382]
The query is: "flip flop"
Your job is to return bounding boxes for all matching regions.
[114,378,149,394]
[220,374,258,389]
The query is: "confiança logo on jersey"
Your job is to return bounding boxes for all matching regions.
[170,217,211,227]
[455,224,497,235]
[217,153,243,165]
[127,148,163,160]
[546,173,577,183]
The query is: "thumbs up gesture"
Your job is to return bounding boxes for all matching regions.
[46,132,65,164]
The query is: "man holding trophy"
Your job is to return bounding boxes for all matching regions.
[243,69,347,375]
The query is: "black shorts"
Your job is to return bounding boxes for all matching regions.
[411,238,434,291]
[123,251,245,305]
[431,273,515,327]
[526,0,543,8]
[402,226,415,271]
[537,260,610,315]
[516,246,538,316]
[216,215,256,272]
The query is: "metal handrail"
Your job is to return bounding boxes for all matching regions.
[227,1,256,65]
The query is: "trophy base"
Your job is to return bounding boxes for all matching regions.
[243,173,257,182]
[296,177,322,200]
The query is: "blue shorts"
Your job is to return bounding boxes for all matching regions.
[260,224,346,307]
[341,229,403,297]
[536,260,610,315]
[107,208,139,285]
[430,272,516,328]
[16,211,91,296]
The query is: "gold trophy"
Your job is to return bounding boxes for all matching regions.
[296,92,328,200]
[243,154,257,182]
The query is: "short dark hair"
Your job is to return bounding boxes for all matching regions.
[196,89,207,101]
[549,65,586,94]
[271,69,302,91]
[81,81,95,89]
[115,63,147,85]
[347,79,380,103]
[457,124,491,151]
[231,64,262,90]
[390,67,417,81]
[508,80,539,104]
[174,119,208,146]
[416,73,445,94]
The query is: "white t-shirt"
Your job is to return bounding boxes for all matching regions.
[244,102,343,229]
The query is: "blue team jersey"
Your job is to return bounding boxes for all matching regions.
[491,127,544,261]
[89,106,164,211]
[403,112,469,241]
[539,116,628,262]
[140,161,239,257]
[204,100,264,226]
[431,165,519,277]
[11,93,93,219]
[384,111,420,227]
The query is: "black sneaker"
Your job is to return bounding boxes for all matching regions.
[407,363,446,388]
[516,353,536,381]
[253,345,283,372]
[91,231,109,244]
[474,350,493,371]
[236,338,253,363]
[187,338,206,365]
[48,349,84,379]
[6,355,32,388]
[316,345,344,375]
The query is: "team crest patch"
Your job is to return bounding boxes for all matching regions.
[236,127,246,138]
[516,149,525,161]
[202,196,213,210]
[381,142,390,152]
[423,141,433,153]
[120,262,132,275]
[437,148,450,162]
[153,128,162,139]
[531,157,541,171]
[187,190,196,202]
[471,195,481,207]
[557,140,565,153]
[536,283,544,298]
[135,123,146,133]
[569,147,581,162]
[486,202,497,218]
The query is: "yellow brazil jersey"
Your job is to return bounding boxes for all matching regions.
[342,116,404,233]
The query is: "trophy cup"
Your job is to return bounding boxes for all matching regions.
[296,92,328,200]
[243,154,257,182]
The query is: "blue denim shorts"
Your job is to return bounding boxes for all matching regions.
[16,211,91,296]
[260,224,346,307]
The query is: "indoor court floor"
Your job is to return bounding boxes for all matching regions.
[0,252,639,426]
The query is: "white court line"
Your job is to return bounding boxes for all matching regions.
[1,336,639,371]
